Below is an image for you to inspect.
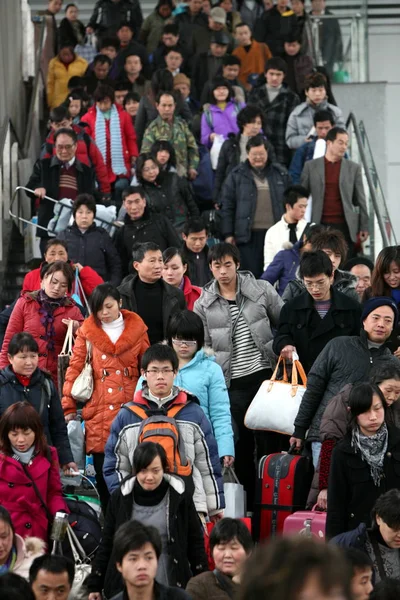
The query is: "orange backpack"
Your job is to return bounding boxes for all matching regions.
[129,403,192,476]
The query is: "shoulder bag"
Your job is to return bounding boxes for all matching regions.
[71,340,93,403]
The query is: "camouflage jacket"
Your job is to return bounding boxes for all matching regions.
[141,115,199,176]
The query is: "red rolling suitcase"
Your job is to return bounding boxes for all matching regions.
[253,452,314,541]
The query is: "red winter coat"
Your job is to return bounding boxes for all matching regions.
[23,263,103,297]
[62,309,149,454]
[41,125,111,194]
[81,104,138,183]
[0,292,84,385]
[0,446,68,543]
[183,275,201,311]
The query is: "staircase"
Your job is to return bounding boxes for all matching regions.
[1,225,33,306]
[28,0,157,23]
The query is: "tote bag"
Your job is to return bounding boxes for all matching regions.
[244,353,307,436]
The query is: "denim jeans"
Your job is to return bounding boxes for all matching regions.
[312,441,322,469]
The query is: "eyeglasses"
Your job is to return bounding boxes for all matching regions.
[145,368,174,375]
[172,339,198,347]
[56,144,74,151]
[304,281,328,290]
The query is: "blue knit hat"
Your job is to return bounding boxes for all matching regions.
[361,297,399,325]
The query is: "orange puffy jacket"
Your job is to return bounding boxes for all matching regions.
[62,309,149,454]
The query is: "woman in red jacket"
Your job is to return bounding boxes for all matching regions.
[81,84,138,209]
[0,261,83,387]
[162,247,201,311]
[0,402,68,544]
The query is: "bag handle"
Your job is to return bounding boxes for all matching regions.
[291,351,307,396]
[222,466,241,485]
[76,273,91,315]
[267,355,288,391]
[60,320,74,356]
[67,523,89,563]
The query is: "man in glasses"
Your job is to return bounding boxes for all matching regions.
[118,241,185,344]
[103,343,224,521]
[273,250,361,374]
[26,127,95,256]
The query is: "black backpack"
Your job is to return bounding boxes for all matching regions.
[62,497,102,560]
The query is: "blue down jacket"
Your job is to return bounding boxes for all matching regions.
[103,385,225,515]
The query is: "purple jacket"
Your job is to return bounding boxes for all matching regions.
[261,240,301,296]
[200,101,245,148]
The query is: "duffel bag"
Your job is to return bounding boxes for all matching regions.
[63,496,102,560]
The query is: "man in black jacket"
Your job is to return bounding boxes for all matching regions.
[273,251,362,373]
[26,128,96,256]
[118,242,186,344]
[114,186,181,277]
[181,219,212,287]
[191,31,230,101]
[87,0,143,38]
[220,134,291,277]
[289,297,399,467]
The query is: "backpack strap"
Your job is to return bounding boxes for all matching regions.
[204,109,213,130]
[167,403,186,418]
[128,404,149,420]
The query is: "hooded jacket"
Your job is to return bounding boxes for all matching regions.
[118,273,186,339]
[46,54,88,109]
[0,366,73,466]
[136,348,235,458]
[194,271,283,385]
[200,101,244,148]
[292,330,393,442]
[57,223,122,286]
[103,385,225,515]
[86,474,208,598]
[260,239,301,296]
[0,446,68,543]
[62,310,149,454]
[219,160,291,244]
[13,535,46,580]
[181,276,201,311]
[285,99,346,150]
[0,292,84,386]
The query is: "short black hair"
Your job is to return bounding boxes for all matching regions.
[54,127,77,144]
[343,256,374,272]
[313,109,335,126]
[124,51,143,64]
[165,45,183,56]
[132,242,161,263]
[167,309,205,349]
[246,134,269,154]
[118,21,134,32]
[29,555,75,587]
[182,218,208,237]
[89,283,121,317]
[72,193,96,218]
[304,72,327,91]
[43,260,75,292]
[68,75,84,90]
[122,184,146,202]
[93,84,115,103]
[156,90,176,104]
[372,489,400,530]
[163,23,179,36]
[208,242,241,266]
[141,343,179,372]
[237,104,266,134]
[210,518,253,556]
[326,126,348,143]
[45,238,68,254]
[311,229,348,263]
[369,358,400,385]
[133,441,169,475]
[163,246,187,267]
[123,91,141,106]
[99,35,120,51]
[303,224,326,245]
[113,520,162,565]
[93,53,112,66]
[299,250,333,279]
[370,578,400,600]
[283,185,309,210]
[8,333,39,356]
[343,547,373,574]
[0,573,35,600]
[222,54,241,67]
[265,57,287,75]
[49,106,70,123]
[235,22,251,30]
[348,382,387,425]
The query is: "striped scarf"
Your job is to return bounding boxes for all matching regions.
[95,104,126,176]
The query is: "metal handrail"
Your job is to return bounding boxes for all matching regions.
[23,18,46,157]
[345,112,393,249]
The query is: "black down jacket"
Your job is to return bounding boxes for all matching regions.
[58,223,122,286]
[0,366,73,465]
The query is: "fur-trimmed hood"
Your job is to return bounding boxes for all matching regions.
[120,473,185,497]
[79,309,148,355]
[14,534,46,579]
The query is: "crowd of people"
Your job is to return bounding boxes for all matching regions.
[2,0,400,599]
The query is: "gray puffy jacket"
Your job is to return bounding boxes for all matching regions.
[194,271,283,385]
[285,99,346,150]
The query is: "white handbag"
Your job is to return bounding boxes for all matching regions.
[66,524,92,600]
[244,353,307,435]
[71,341,93,403]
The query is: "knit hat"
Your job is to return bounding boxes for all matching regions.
[361,297,399,324]
[173,73,191,87]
